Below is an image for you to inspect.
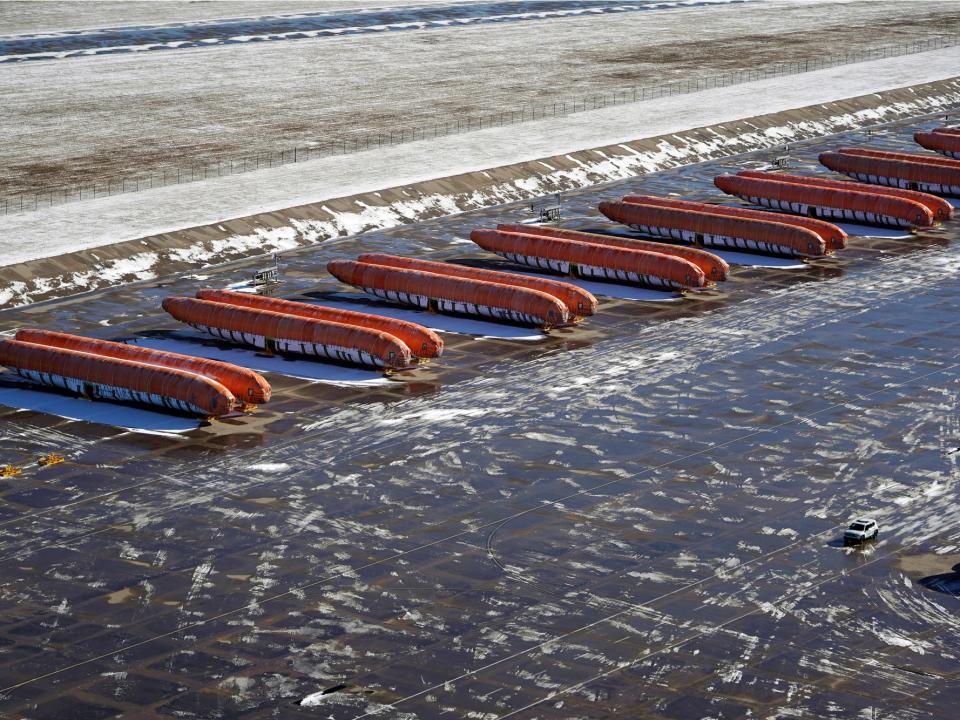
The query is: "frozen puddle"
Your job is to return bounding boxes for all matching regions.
[130,335,393,385]
[0,384,200,434]
[835,222,915,239]
[318,294,546,341]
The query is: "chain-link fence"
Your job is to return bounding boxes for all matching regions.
[3,34,958,216]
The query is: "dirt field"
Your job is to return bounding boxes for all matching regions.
[0,0,450,34]
[2,0,960,198]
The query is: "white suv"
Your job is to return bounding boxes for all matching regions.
[844,517,879,544]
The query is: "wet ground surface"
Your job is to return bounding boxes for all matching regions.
[1,114,960,718]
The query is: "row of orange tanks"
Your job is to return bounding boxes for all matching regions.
[714,167,952,229]
[0,328,270,417]
[325,197,839,325]
[2,127,957,419]
[0,290,449,419]
[329,134,958,326]
[915,126,960,159]
[163,288,443,368]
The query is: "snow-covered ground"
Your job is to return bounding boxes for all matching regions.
[1,46,958,270]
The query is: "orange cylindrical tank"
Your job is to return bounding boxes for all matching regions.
[915,129,960,159]
[713,174,934,228]
[621,194,847,251]
[163,296,412,369]
[15,328,271,405]
[194,288,442,359]
[327,259,570,328]
[835,147,960,169]
[0,338,235,417]
[736,170,952,222]
[495,223,730,282]
[819,150,960,197]
[355,253,597,317]
[599,200,826,257]
[470,228,706,288]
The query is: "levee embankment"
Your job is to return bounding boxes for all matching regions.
[3,77,959,309]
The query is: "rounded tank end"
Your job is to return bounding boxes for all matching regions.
[161,296,187,313]
[712,175,736,190]
[326,259,354,280]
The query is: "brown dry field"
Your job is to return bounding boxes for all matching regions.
[2,0,960,199]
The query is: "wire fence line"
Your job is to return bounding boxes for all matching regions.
[3,34,959,216]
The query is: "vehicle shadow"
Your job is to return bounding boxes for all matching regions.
[825,537,877,549]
